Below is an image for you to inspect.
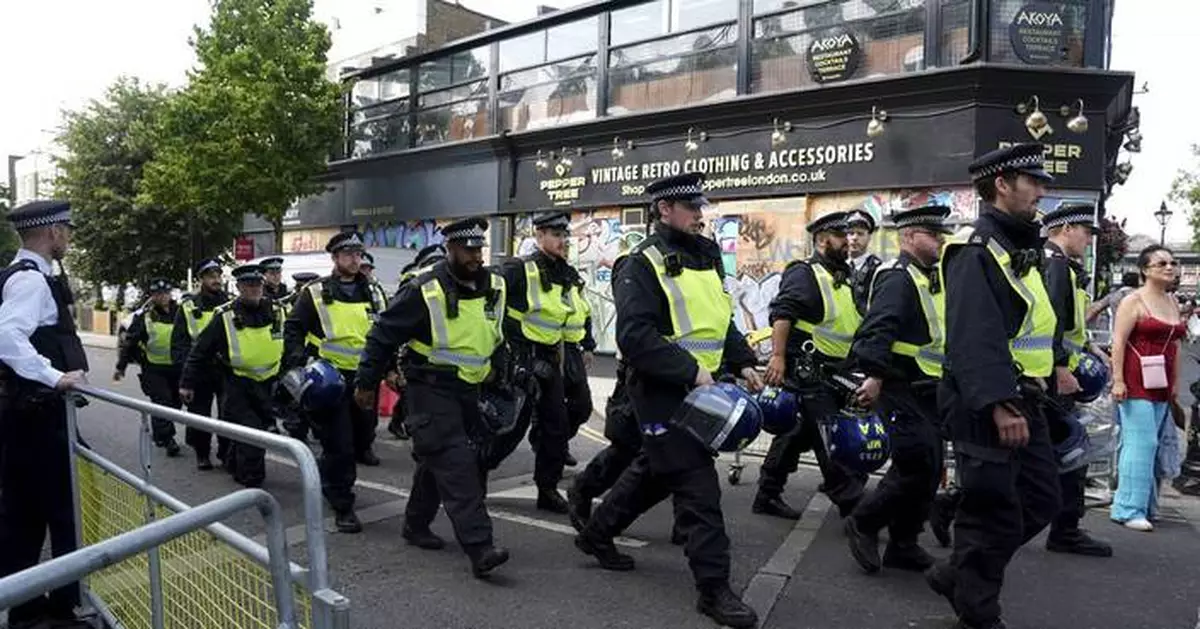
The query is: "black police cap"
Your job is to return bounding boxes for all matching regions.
[194,258,222,276]
[259,257,284,271]
[806,211,849,235]
[292,272,320,284]
[8,200,73,232]
[232,264,264,283]
[891,204,953,234]
[361,251,375,267]
[845,209,877,233]
[326,231,366,253]
[1043,203,1097,231]
[441,218,488,248]
[532,211,571,231]
[969,143,1054,183]
[147,278,173,293]
[645,172,709,207]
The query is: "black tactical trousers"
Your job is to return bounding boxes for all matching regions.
[851,387,942,543]
[759,384,866,511]
[563,343,594,441]
[221,376,276,486]
[574,380,641,500]
[402,377,493,549]
[138,365,180,444]
[347,369,377,457]
[0,397,79,624]
[315,383,365,513]
[185,377,230,462]
[949,401,1061,627]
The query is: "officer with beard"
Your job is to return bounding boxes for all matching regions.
[284,232,389,532]
[843,205,952,575]
[354,218,510,578]
[846,209,882,316]
[173,258,232,471]
[758,212,865,520]
[926,144,1062,629]
[114,277,183,457]
[386,243,447,441]
[574,173,762,628]
[260,257,288,302]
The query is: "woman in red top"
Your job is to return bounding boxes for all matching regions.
[1110,245,1187,531]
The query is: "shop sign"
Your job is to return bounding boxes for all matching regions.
[977,107,1104,189]
[281,228,342,254]
[806,31,862,84]
[234,237,255,261]
[1009,2,1069,65]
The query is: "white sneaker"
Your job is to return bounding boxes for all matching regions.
[1123,518,1154,532]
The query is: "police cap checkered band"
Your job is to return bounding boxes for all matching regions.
[646,172,708,205]
[362,252,375,267]
[442,218,488,246]
[195,258,222,275]
[968,143,1053,182]
[845,210,876,232]
[892,205,952,231]
[806,211,849,235]
[327,232,365,253]
[1043,204,1097,230]
[9,200,72,231]
[148,278,172,293]
[533,211,571,230]
[232,264,264,282]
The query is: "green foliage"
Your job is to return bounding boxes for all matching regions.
[55,77,198,291]
[0,182,18,263]
[141,0,344,251]
[1172,144,1200,251]
[1095,216,1129,295]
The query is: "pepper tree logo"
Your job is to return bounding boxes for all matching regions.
[1008,2,1069,65]
[806,30,862,84]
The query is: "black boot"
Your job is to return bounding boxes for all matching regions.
[925,561,958,614]
[696,583,759,629]
[752,490,802,520]
[334,509,363,534]
[467,545,510,578]
[357,449,381,466]
[1046,529,1113,557]
[574,534,636,571]
[843,517,881,574]
[403,524,446,550]
[537,487,569,514]
[387,419,410,440]
[929,491,957,548]
[564,450,578,467]
[163,439,181,458]
[882,541,935,572]
[566,484,592,532]
[196,453,214,471]
[954,619,1008,629]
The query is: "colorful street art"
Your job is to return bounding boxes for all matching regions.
[360,219,446,250]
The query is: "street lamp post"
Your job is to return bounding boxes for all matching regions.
[1155,201,1173,245]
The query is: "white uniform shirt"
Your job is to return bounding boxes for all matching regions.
[0,249,67,388]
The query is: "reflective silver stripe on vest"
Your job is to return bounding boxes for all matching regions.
[1011,337,1054,350]
[676,339,724,352]
[321,342,361,358]
[423,282,492,369]
[526,261,543,312]
[1063,339,1084,353]
[908,266,944,358]
[430,349,489,367]
[222,311,274,375]
[807,266,853,346]
[986,239,1038,338]
[308,283,335,338]
[522,313,564,330]
[641,246,695,335]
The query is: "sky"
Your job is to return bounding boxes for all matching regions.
[0,0,1191,240]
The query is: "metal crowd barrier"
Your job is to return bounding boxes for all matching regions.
[61,384,350,629]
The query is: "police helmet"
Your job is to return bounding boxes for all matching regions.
[1073,352,1109,403]
[671,382,763,453]
[826,410,891,474]
[478,384,526,437]
[755,386,800,436]
[1054,411,1091,473]
[280,359,345,411]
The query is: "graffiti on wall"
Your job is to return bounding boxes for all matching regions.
[360,219,446,250]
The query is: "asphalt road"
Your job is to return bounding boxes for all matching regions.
[57,347,1200,628]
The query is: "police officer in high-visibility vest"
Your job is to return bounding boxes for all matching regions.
[759,211,866,520]
[1040,203,1112,557]
[926,144,1063,629]
[842,205,952,575]
[172,258,232,471]
[386,243,447,441]
[0,201,90,629]
[846,209,883,316]
[354,218,510,578]
[283,231,389,533]
[575,173,762,628]
[360,251,378,282]
[180,264,285,488]
[114,277,183,457]
[499,210,592,513]
[260,257,288,302]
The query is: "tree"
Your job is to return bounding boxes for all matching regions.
[1094,216,1129,296]
[0,182,18,263]
[142,0,344,253]
[55,77,203,303]
[1170,144,1200,249]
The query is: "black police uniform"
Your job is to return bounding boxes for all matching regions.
[173,259,232,468]
[578,173,759,629]
[0,200,89,626]
[846,209,882,316]
[181,267,284,488]
[116,279,182,453]
[386,244,446,441]
[283,233,386,529]
[1041,206,1111,557]
[356,219,509,577]
[928,144,1062,629]
[844,206,952,574]
[563,306,597,466]
[261,257,288,302]
[756,213,866,519]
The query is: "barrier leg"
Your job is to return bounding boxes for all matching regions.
[139,411,166,629]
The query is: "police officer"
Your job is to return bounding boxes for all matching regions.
[277,272,322,442]
[114,277,183,457]
[260,257,288,301]
[354,218,510,578]
[283,232,389,532]
[842,205,952,575]
[361,251,377,281]
[0,200,90,628]
[926,143,1062,629]
[566,354,640,527]
[1040,203,1112,557]
[180,265,285,488]
[498,210,590,512]
[846,209,882,315]
[386,244,447,441]
[758,211,865,520]
[575,173,761,628]
[281,272,320,311]
[173,258,232,471]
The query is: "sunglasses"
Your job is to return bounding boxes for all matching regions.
[1146,260,1179,268]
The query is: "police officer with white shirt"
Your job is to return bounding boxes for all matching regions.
[0,200,91,628]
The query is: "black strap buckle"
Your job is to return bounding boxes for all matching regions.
[663,252,684,277]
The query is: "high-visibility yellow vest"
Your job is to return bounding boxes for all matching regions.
[506,259,575,346]
[871,261,946,379]
[639,244,731,374]
[140,309,175,367]
[563,284,591,344]
[219,302,285,381]
[793,262,861,359]
[306,279,389,372]
[181,297,221,339]
[1063,265,1090,370]
[408,273,506,384]
[942,234,1056,378]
